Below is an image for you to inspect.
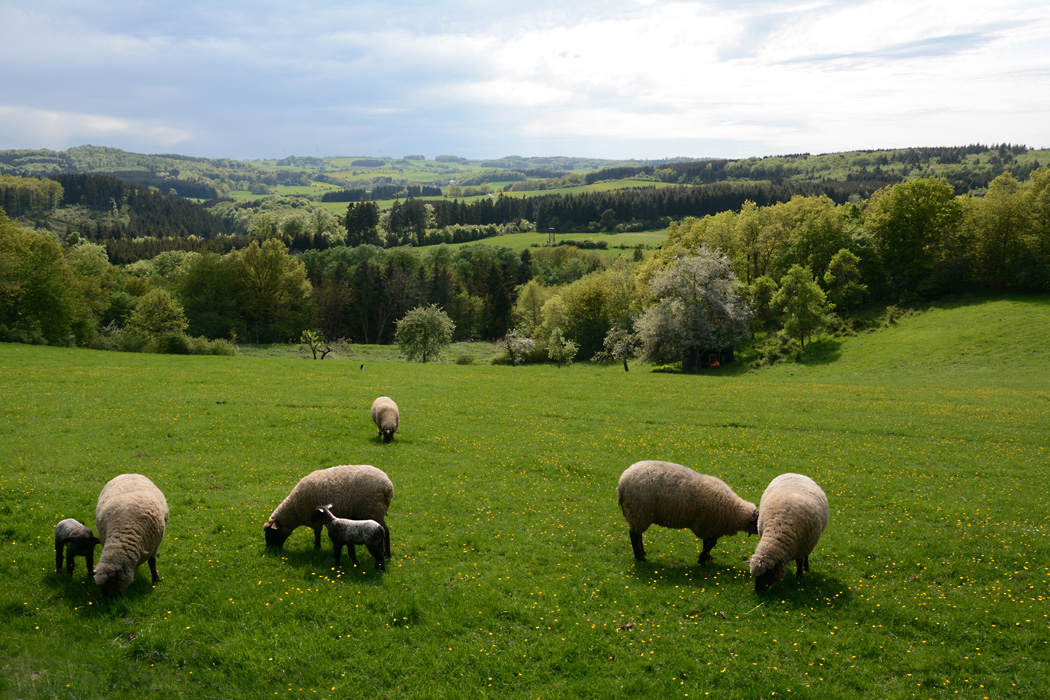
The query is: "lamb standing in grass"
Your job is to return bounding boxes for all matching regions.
[264,464,393,555]
[310,504,386,571]
[370,396,399,442]
[749,473,829,591]
[616,460,758,564]
[93,474,169,597]
[55,518,100,576]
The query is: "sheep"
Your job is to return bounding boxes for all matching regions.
[370,396,399,442]
[616,460,758,565]
[54,518,100,576]
[264,464,393,556]
[310,504,386,571]
[93,474,169,598]
[749,473,829,591]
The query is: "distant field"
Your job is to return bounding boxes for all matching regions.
[416,229,667,259]
[2,295,1047,699]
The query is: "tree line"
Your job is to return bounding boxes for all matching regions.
[3,169,1048,370]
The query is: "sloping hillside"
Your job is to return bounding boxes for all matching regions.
[786,295,1050,390]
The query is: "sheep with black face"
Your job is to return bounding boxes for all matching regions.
[310,504,386,571]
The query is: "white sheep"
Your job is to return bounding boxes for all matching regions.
[370,396,399,442]
[616,460,758,564]
[55,518,100,576]
[93,474,169,597]
[749,473,829,591]
[264,464,393,555]
[310,504,386,571]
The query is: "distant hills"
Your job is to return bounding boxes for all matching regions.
[2,143,1046,203]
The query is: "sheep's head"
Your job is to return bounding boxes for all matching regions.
[746,508,759,536]
[94,562,134,598]
[264,519,293,548]
[749,556,787,591]
[381,427,395,442]
[309,504,335,524]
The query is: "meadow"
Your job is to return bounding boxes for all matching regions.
[1,295,1047,699]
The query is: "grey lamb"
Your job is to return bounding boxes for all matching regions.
[310,504,387,571]
[55,518,100,576]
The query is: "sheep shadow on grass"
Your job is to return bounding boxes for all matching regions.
[629,558,753,589]
[751,570,852,608]
[263,545,387,586]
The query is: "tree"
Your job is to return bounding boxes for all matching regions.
[345,202,380,246]
[744,275,779,336]
[228,239,310,342]
[866,177,961,296]
[546,327,579,367]
[0,214,81,345]
[395,304,455,363]
[593,324,638,371]
[634,246,751,370]
[823,248,867,315]
[126,288,188,340]
[772,265,830,351]
[497,328,535,366]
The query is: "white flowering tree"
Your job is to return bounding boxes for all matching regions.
[634,246,751,370]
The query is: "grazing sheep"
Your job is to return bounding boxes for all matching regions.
[617,460,758,565]
[749,473,829,591]
[93,474,169,598]
[264,464,393,555]
[370,396,399,442]
[310,504,386,571]
[54,518,100,576]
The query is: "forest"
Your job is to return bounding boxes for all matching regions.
[2,148,1048,369]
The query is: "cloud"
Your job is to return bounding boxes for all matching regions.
[1,0,1048,158]
[0,105,193,152]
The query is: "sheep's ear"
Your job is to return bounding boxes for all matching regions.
[325,503,334,510]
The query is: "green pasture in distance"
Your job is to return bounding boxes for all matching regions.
[1,295,1047,699]
[417,229,667,260]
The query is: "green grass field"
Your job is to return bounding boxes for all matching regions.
[426,230,667,259]
[1,295,1047,699]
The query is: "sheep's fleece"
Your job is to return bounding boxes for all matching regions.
[617,460,758,564]
[371,396,399,442]
[749,472,829,591]
[264,464,393,553]
[94,473,169,597]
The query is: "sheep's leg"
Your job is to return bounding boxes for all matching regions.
[629,531,645,561]
[381,521,392,556]
[66,551,77,575]
[86,550,95,577]
[56,543,65,573]
[148,555,160,583]
[796,556,809,578]
[369,544,386,571]
[348,544,359,567]
[333,543,342,566]
[313,525,323,549]
[698,537,718,565]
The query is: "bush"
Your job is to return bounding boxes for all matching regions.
[454,355,475,365]
[94,325,235,356]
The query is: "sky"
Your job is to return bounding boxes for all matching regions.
[2,0,1048,162]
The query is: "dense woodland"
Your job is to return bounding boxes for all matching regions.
[1,144,1048,367]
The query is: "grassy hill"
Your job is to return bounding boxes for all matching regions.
[1,295,1047,698]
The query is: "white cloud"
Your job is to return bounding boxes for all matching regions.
[1,0,1048,158]
[0,105,193,151]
